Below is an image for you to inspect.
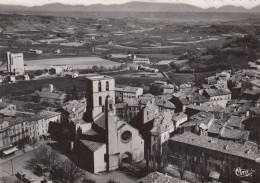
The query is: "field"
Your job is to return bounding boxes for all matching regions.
[0,77,87,97]
[24,57,121,70]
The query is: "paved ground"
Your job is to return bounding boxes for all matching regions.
[0,143,136,183]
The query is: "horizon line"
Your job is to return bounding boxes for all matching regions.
[0,1,259,10]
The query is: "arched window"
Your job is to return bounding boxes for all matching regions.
[98,81,102,92]
[106,81,109,91]
[99,96,102,106]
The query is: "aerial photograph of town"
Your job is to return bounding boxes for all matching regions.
[0,0,259,182]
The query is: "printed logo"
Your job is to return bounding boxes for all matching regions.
[235,167,255,177]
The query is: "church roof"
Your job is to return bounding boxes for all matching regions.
[80,140,105,152]
[94,113,106,130]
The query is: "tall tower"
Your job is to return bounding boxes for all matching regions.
[105,95,119,171]
[7,52,25,75]
[85,75,115,121]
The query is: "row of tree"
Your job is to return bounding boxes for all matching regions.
[25,146,118,183]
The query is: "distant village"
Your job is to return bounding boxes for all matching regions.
[0,47,259,183]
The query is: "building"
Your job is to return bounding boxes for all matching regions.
[133,56,150,65]
[0,116,30,156]
[57,98,86,124]
[34,84,66,105]
[0,101,16,116]
[202,89,231,108]
[27,111,61,141]
[6,52,25,75]
[150,110,175,154]
[115,86,143,103]
[78,96,144,173]
[85,75,115,121]
[169,132,260,183]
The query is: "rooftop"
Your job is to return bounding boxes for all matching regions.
[80,139,105,152]
[204,88,231,97]
[0,102,13,109]
[170,132,260,161]
[85,74,113,81]
[28,111,60,122]
[137,172,188,183]
[181,112,214,128]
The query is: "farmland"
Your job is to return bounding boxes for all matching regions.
[24,57,121,70]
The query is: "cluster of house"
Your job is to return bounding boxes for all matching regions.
[1,59,260,182]
[0,98,61,157]
[32,68,258,182]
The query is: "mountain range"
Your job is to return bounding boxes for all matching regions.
[0,2,259,13]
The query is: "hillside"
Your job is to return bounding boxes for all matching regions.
[0,2,259,13]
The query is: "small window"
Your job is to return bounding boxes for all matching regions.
[106,81,109,91]
[98,81,102,92]
[99,96,102,106]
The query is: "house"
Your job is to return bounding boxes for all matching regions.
[169,132,260,183]
[34,84,66,105]
[115,86,143,103]
[23,74,30,81]
[150,110,175,153]
[202,88,231,108]
[28,49,43,54]
[180,112,215,136]
[0,101,16,116]
[56,98,86,124]
[27,111,61,141]
[133,56,150,65]
[0,116,30,156]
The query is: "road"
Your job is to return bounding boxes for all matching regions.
[0,146,136,183]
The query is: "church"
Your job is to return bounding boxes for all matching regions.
[77,75,144,173]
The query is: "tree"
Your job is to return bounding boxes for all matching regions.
[81,176,96,183]
[58,160,86,183]
[26,146,62,171]
[106,180,118,183]
[31,93,40,104]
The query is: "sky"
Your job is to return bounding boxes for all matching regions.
[0,0,259,9]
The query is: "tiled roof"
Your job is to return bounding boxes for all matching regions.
[28,111,60,122]
[227,115,243,128]
[170,132,260,161]
[80,140,105,152]
[181,112,214,128]
[0,116,26,126]
[186,104,224,112]
[220,126,250,141]
[172,112,187,122]
[85,129,99,136]
[0,102,12,109]
[208,119,226,135]
[204,88,231,97]
[61,99,85,113]
[155,99,176,109]
[94,113,106,130]
[137,172,188,183]
[150,110,174,134]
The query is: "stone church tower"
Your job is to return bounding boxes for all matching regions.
[105,95,119,171]
[85,75,115,121]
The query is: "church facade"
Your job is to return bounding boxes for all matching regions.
[78,75,144,174]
